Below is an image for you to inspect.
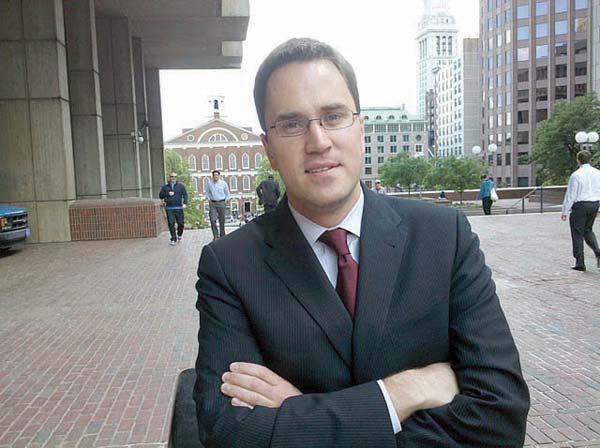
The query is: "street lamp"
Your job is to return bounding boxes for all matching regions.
[471,145,482,155]
[575,131,599,151]
[487,143,498,153]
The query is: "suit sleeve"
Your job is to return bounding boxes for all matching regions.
[182,185,188,205]
[194,245,397,448]
[396,211,530,447]
[158,185,167,199]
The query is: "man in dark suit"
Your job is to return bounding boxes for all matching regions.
[193,38,529,447]
[256,174,281,212]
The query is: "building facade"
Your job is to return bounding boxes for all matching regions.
[434,38,483,157]
[594,0,600,96]
[362,107,430,187]
[481,0,593,187]
[165,112,265,219]
[416,0,459,116]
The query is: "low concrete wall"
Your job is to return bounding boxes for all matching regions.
[389,186,567,203]
[69,198,167,241]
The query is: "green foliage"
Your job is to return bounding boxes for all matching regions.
[379,152,431,194]
[425,156,483,203]
[256,156,286,196]
[163,149,205,229]
[530,94,600,184]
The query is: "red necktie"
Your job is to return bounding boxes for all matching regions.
[319,228,358,319]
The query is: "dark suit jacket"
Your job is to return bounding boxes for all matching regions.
[193,187,530,447]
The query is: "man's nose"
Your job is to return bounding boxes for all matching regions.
[305,120,332,153]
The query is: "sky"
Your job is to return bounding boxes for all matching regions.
[159,0,480,141]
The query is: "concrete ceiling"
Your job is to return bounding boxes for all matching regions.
[94,0,249,69]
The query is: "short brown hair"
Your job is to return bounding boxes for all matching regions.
[576,150,592,164]
[253,38,360,132]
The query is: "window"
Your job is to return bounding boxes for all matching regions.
[555,0,567,13]
[506,29,512,44]
[517,26,529,40]
[255,153,262,167]
[574,40,587,54]
[574,17,587,33]
[575,0,588,8]
[215,154,223,170]
[518,110,529,124]
[415,145,423,153]
[575,83,587,97]
[517,131,529,145]
[536,1,548,15]
[377,146,384,153]
[390,145,398,153]
[506,50,511,65]
[497,93,503,107]
[365,157,372,165]
[208,133,228,143]
[536,87,548,102]
[536,44,548,58]
[242,153,249,169]
[228,153,236,170]
[189,155,197,171]
[375,115,382,120]
[402,145,410,151]
[518,89,529,103]
[230,175,238,191]
[536,22,548,37]
[505,9,512,22]
[575,61,587,77]
[555,85,568,99]
[517,4,529,19]
[497,54,503,67]
[187,134,195,142]
[242,175,250,190]
[203,177,209,192]
[506,154,511,165]
[497,14,502,27]
[365,167,372,175]
[201,154,209,171]
[378,156,385,164]
[497,34,502,47]
[517,68,529,82]
[518,47,529,61]
[556,64,567,78]
[365,124,374,133]
[506,91,512,105]
[365,146,371,154]
[506,71,512,84]
[375,124,386,132]
[390,135,397,143]
[536,66,548,80]
[489,115,495,129]
[536,109,548,122]
[498,113,503,127]
[517,177,529,186]
[365,136,371,143]
[230,199,239,216]
[497,153,503,165]
[506,111,512,125]
[402,134,410,142]
[555,41,568,56]
[555,20,567,35]
[506,132,512,145]
[193,177,199,192]
[387,123,399,132]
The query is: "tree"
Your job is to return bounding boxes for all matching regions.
[530,94,600,184]
[163,149,205,229]
[425,156,483,203]
[379,152,430,195]
[256,156,286,197]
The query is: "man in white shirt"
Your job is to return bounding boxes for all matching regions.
[204,170,230,240]
[193,38,529,447]
[561,150,600,271]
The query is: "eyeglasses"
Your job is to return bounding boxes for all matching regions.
[269,107,360,138]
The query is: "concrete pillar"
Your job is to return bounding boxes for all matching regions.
[96,16,142,198]
[132,37,153,198]
[0,0,75,242]
[593,0,600,98]
[64,0,106,199]
[146,68,166,198]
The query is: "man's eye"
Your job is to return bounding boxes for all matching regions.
[281,120,302,130]
[324,112,344,122]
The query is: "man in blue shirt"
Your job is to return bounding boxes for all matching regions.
[477,175,495,215]
[204,170,230,240]
[159,172,188,246]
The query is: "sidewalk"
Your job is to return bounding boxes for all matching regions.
[0,213,598,447]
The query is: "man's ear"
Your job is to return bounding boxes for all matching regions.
[261,133,278,170]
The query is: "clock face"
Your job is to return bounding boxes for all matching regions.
[241,133,248,141]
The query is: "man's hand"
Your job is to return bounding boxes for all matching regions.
[182,204,187,209]
[221,362,302,409]
[561,214,567,221]
[383,362,459,422]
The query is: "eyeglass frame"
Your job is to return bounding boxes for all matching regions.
[267,107,360,138]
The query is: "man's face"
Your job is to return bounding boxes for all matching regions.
[212,172,220,181]
[375,182,381,190]
[261,60,364,220]
[170,174,177,183]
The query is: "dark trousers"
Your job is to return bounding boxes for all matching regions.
[209,201,226,239]
[482,197,493,215]
[166,209,185,242]
[569,201,600,268]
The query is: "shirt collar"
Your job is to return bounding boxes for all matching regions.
[289,189,364,246]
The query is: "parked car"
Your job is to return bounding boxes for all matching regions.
[0,205,30,250]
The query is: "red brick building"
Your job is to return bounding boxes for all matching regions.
[165,114,266,219]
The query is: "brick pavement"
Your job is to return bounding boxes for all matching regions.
[0,213,598,447]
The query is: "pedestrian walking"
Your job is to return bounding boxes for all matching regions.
[159,172,188,246]
[205,170,230,240]
[256,174,281,212]
[561,150,600,271]
[372,180,386,195]
[477,175,495,215]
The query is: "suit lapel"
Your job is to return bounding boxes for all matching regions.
[353,188,407,382]
[263,198,353,368]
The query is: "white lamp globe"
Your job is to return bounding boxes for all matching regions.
[471,145,482,155]
[575,131,588,144]
[488,143,498,153]
[588,131,599,143]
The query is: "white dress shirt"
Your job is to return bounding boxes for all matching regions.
[562,164,600,214]
[288,191,402,434]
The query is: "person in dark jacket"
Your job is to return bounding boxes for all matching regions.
[256,174,281,213]
[159,172,188,246]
